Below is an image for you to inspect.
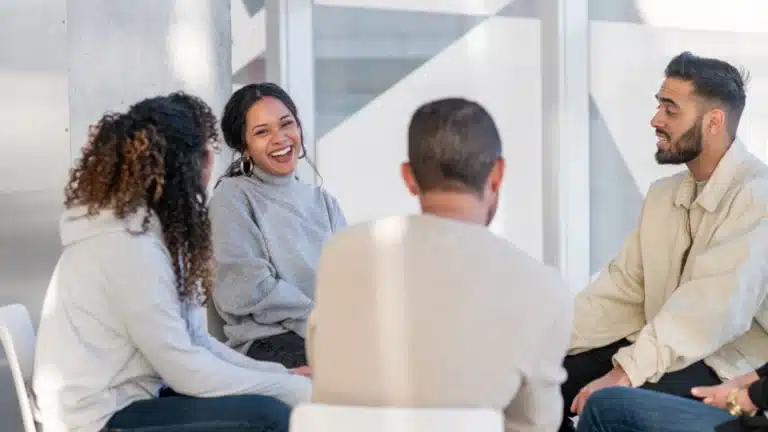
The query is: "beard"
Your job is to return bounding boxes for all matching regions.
[655,118,703,165]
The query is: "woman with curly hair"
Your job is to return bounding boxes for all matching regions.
[33,93,311,432]
[210,83,345,368]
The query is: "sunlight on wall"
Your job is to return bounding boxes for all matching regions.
[167,2,215,94]
[634,0,768,32]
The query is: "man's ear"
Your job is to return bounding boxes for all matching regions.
[401,162,420,196]
[488,158,505,194]
[706,108,726,136]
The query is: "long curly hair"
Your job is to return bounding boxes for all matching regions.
[64,92,219,304]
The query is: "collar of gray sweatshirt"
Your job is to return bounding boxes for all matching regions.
[33,207,311,432]
[210,165,346,351]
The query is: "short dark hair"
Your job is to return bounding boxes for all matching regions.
[407,98,502,195]
[665,51,748,141]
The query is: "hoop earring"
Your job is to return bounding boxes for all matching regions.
[240,156,253,176]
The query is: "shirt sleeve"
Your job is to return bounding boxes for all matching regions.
[504,293,572,431]
[613,187,768,387]
[323,191,347,233]
[104,236,312,406]
[210,181,313,336]
[187,306,293,373]
[570,210,646,353]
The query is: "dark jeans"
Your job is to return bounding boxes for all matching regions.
[576,387,736,432]
[561,339,722,431]
[105,394,291,432]
[246,332,307,368]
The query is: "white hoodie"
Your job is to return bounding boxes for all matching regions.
[33,207,311,432]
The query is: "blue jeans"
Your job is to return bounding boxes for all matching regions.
[105,394,292,431]
[576,387,735,432]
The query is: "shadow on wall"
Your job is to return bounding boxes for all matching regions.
[587,0,645,276]
[232,0,266,88]
[234,57,266,87]
[589,0,644,22]
[313,5,486,138]
[589,97,644,274]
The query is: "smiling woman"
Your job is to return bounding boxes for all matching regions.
[210,83,347,368]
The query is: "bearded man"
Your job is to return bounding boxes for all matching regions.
[560,52,768,431]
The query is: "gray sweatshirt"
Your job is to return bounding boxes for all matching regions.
[210,166,346,352]
[33,207,311,432]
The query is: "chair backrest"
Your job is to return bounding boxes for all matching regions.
[206,300,227,342]
[290,404,504,432]
[0,303,38,432]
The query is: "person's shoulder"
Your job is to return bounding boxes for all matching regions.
[210,176,256,211]
[735,156,768,207]
[213,176,252,197]
[648,170,689,193]
[318,186,341,205]
[62,219,171,289]
[492,238,570,294]
[321,216,396,248]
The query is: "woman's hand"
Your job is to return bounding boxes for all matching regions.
[692,381,742,409]
[290,366,312,378]
[735,388,759,415]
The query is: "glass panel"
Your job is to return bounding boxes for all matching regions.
[312,1,545,259]
[232,0,268,90]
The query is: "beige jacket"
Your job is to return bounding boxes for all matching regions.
[308,215,572,432]
[572,142,768,387]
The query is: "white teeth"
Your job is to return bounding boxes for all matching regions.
[270,147,291,156]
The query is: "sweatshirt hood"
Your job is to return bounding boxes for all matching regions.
[60,206,160,247]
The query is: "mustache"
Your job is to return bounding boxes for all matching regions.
[655,129,670,140]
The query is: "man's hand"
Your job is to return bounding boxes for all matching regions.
[290,366,313,378]
[571,366,631,415]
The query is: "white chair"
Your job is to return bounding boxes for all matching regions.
[0,303,39,432]
[290,404,503,432]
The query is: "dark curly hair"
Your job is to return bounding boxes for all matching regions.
[64,92,219,304]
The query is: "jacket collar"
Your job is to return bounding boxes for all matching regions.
[674,140,749,212]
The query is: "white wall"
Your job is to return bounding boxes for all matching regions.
[588,0,768,273]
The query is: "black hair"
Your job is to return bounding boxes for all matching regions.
[665,51,748,141]
[407,97,502,195]
[217,82,318,183]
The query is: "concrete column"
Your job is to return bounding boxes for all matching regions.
[0,1,232,427]
[67,0,233,179]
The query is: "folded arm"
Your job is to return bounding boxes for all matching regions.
[210,184,313,335]
[614,190,768,387]
[571,226,646,353]
[189,307,295,373]
[105,238,311,406]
